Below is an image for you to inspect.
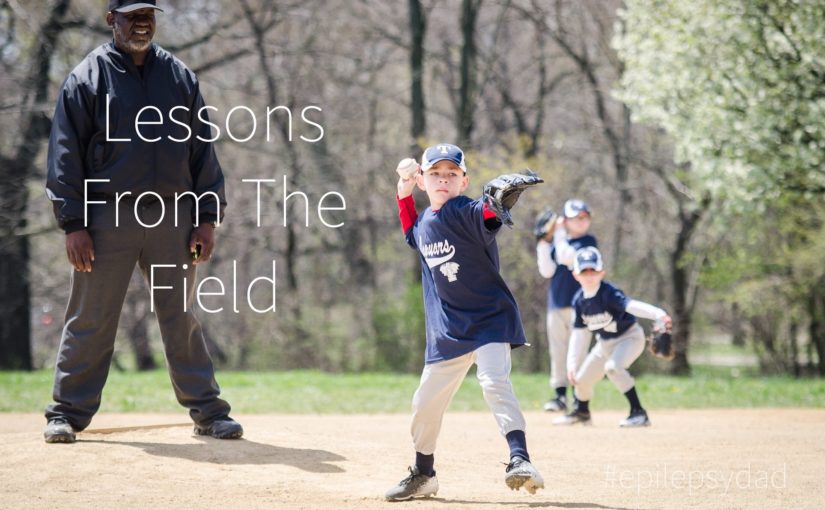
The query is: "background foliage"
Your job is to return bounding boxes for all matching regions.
[1,0,822,378]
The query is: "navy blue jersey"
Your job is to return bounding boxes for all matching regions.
[547,234,597,309]
[406,195,528,363]
[572,281,636,339]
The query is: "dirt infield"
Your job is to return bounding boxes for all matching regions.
[1,410,822,509]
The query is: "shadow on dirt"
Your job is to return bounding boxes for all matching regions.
[83,436,346,473]
[428,499,648,509]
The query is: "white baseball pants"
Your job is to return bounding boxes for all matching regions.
[547,307,589,388]
[410,342,526,455]
[573,323,646,402]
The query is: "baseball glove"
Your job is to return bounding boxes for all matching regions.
[648,320,675,361]
[533,207,558,240]
[483,169,544,227]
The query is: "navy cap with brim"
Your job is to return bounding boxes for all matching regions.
[576,261,601,272]
[563,199,591,218]
[109,2,164,13]
[421,143,467,173]
[573,246,604,273]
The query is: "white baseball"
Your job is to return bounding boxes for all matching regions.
[396,158,419,180]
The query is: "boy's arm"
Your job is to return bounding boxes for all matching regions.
[626,299,671,325]
[397,177,418,233]
[552,220,576,268]
[536,239,557,278]
[482,202,501,230]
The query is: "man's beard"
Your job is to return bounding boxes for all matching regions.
[114,24,152,53]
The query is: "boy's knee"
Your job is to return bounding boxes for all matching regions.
[604,359,620,374]
[478,374,510,395]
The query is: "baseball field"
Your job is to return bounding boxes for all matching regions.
[2,370,824,509]
[1,410,822,509]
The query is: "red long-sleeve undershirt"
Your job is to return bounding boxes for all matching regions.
[397,194,497,232]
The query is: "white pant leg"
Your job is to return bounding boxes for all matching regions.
[475,343,527,435]
[604,324,646,394]
[572,341,609,402]
[547,307,573,388]
[410,352,474,455]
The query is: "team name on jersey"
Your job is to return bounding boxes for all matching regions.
[419,237,456,268]
[582,311,617,332]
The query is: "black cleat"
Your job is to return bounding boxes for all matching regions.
[385,465,439,501]
[194,416,244,439]
[543,395,567,412]
[619,409,651,428]
[44,418,76,444]
[552,408,592,426]
[505,457,544,494]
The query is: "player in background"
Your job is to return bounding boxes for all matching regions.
[553,247,672,427]
[536,200,597,412]
[385,144,544,501]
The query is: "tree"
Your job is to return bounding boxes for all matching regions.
[457,0,482,147]
[409,0,427,153]
[616,0,825,375]
[616,0,825,197]
[512,0,635,265]
[0,0,72,370]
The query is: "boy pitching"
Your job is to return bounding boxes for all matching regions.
[553,247,672,427]
[536,200,598,412]
[385,143,544,501]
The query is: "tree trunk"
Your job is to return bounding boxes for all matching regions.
[808,287,825,376]
[409,0,426,154]
[667,195,709,375]
[789,320,800,378]
[669,246,692,375]
[123,279,157,371]
[730,302,746,347]
[127,314,156,371]
[0,234,31,369]
[0,0,72,370]
[457,0,481,147]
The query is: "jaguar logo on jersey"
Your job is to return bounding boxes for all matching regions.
[419,236,461,282]
[440,262,460,282]
[419,237,455,267]
[582,311,618,332]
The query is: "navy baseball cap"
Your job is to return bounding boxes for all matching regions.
[563,199,591,218]
[108,0,163,12]
[573,246,604,274]
[421,143,467,173]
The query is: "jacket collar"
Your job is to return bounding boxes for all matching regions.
[106,40,157,73]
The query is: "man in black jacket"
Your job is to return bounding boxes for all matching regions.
[44,0,242,443]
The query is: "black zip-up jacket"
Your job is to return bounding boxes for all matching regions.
[46,42,226,233]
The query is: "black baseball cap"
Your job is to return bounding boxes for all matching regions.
[108,0,164,13]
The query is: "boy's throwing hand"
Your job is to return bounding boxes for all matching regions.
[396,158,420,198]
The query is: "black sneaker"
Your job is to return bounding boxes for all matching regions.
[505,457,544,494]
[385,465,438,501]
[543,395,567,412]
[44,418,76,444]
[552,408,592,426]
[194,416,244,439]
[619,409,651,428]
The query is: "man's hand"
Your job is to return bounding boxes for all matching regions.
[66,230,95,272]
[189,223,215,264]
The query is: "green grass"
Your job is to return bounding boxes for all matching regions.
[1,367,823,414]
[688,341,755,357]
